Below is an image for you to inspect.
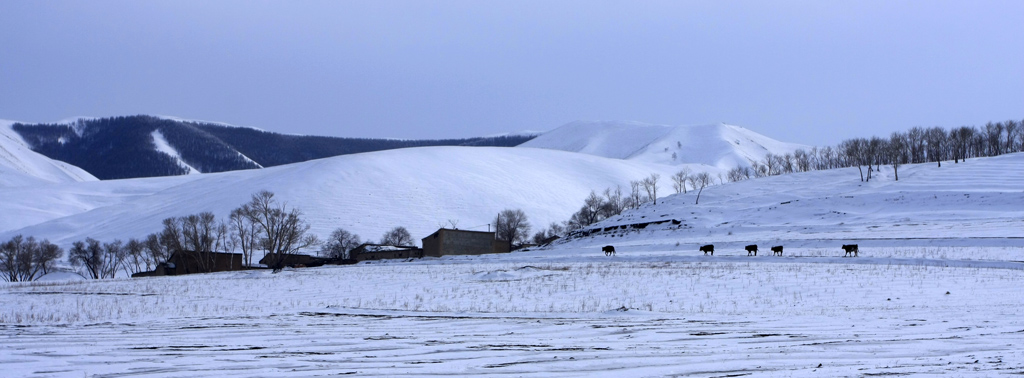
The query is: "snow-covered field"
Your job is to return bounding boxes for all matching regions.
[2,117,1023,376]
[2,152,1024,376]
[3,247,1023,377]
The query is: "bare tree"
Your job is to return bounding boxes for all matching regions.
[794,149,811,172]
[143,233,167,268]
[229,207,260,267]
[641,173,660,204]
[1,235,63,282]
[100,240,126,279]
[751,160,768,178]
[985,122,1004,156]
[158,217,184,255]
[907,127,926,163]
[35,239,62,277]
[926,127,948,167]
[727,166,752,182]
[600,186,626,218]
[321,228,361,259]
[494,208,531,249]
[671,168,691,194]
[840,139,865,181]
[950,126,973,163]
[69,238,103,279]
[865,136,887,181]
[888,131,908,180]
[0,235,24,282]
[693,172,713,205]
[763,153,778,176]
[122,238,148,276]
[629,180,644,209]
[239,190,319,271]
[381,226,414,246]
[1003,119,1019,153]
[180,212,218,272]
[69,238,125,279]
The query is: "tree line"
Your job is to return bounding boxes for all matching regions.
[727,119,1023,183]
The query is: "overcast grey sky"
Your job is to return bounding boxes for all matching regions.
[1,1,1021,146]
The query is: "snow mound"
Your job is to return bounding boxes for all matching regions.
[520,120,809,170]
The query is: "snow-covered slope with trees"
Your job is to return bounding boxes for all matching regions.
[0,120,97,187]
[520,120,809,170]
[0,146,678,247]
[558,152,1024,252]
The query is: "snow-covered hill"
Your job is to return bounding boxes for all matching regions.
[0,146,678,247]
[558,152,1024,252]
[520,120,808,170]
[0,120,97,187]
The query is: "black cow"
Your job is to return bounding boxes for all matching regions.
[603,245,616,256]
[745,244,758,256]
[842,244,859,257]
[771,245,783,256]
[700,244,714,255]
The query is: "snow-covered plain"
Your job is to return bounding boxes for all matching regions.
[2,151,1023,377]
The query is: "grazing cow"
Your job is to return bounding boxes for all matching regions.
[745,244,758,256]
[771,245,783,256]
[842,244,859,257]
[602,245,616,256]
[700,244,714,255]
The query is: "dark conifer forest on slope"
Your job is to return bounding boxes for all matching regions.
[12,115,536,180]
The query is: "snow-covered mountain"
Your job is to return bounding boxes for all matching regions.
[520,121,808,170]
[0,146,679,247]
[9,115,536,180]
[0,120,97,187]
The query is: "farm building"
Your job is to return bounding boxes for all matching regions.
[258,253,332,268]
[350,244,423,262]
[132,251,244,277]
[421,228,510,257]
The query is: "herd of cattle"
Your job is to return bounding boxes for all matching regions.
[603,244,860,257]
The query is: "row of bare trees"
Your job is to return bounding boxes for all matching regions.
[531,167,722,241]
[724,119,1023,183]
[0,235,63,282]
[318,225,414,260]
[50,190,320,279]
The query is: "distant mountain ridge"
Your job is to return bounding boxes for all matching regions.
[11,115,537,180]
[519,120,808,169]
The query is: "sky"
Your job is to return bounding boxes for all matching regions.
[1,1,1021,146]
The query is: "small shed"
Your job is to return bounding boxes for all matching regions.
[350,244,423,262]
[421,228,510,257]
[259,253,330,268]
